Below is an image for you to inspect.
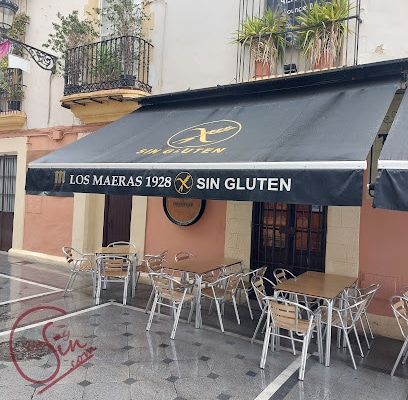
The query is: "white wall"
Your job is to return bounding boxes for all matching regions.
[21,1,90,129]
[149,0,240,94]
[358,0,408,63]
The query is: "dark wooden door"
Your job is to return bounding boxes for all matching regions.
[102,194,132,246]
[0,156,16,251]
[251,202,327,279]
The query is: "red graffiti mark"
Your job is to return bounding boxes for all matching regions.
[10,306,97,395]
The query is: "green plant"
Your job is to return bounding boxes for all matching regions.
[297,0,354,67]
[42,10,99,75]
[98,0,150,38]
[92,42,121,82]
[233,8,288,65]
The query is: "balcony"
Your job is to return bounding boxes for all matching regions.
[61,35,153,124]
[235,1,361,82]
[0,83,26,132]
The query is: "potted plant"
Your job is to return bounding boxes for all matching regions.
[42,10,99,78]
[296,0,354,69]
[233,8,288,77]
[98,0,150,85]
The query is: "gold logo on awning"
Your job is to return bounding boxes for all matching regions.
[54,170,66,186]
[168,120,241,149]
[174,172,193,195]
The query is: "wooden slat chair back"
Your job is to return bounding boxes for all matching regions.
[260,296,323,381]
[95,255,131,305]
[62,246,95,297]
[146,272,195,339]
[251,275,277,343]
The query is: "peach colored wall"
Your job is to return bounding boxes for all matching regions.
[144,197,227,261]
[360,177,408,318]
[24,195,74,256]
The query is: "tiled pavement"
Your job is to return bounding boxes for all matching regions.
[0,252,407,399]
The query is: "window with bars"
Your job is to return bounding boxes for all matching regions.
[251,202,327,277]
[0,156,16,213]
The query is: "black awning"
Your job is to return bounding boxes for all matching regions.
[26,77,400,205]
[373,90,408,211]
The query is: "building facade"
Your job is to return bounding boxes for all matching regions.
[1,0,408,338]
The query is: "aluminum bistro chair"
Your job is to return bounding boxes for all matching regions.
[316,295,368,370]
[95,255,132,305]
[135,250,168,291]
[251,275,277,343]
[273,267,320,309]
[200,273,242,333]
[62,246,96,297]
[237,266,267,320]
[260,296,323,381]
[144,256,170,313]
[344,283,380,349]
[146,272,195,339]
[174,251,196,288]
[390,296,408,376]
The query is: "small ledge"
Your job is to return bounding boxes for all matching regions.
[60,88,150,124]
[0,111,27,131]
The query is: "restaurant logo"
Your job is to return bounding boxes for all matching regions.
[167,120,241,149]
[174,172,193,194]
[54,170,66,186]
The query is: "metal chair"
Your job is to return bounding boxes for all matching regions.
[237,266,267,320]
[251,275,277,343]
[146,272,195,339]
[260,296,323,381]
[316,295,368,370]
[200,273,242,332]
[62,246,96,297]
[135,250,168,291]
[144,256,170,313]
[95,255,132,305]
[344,283,380,349]
[174,251,195,288]
[390,296,408,376]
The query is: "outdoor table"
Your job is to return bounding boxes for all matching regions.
[274,270,357,367]
[95,246,139,298]
[166,257,243,328]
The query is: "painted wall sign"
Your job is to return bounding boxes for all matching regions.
[163,197,206,226]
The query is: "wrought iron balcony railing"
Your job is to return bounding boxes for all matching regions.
[235,0,361,82]
[63,35,153,96]
[0,83,25,113]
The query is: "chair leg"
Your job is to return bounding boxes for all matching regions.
[145,288,155,313]
[232,295,241,325]
[146,294,159,331]
[123,278,128,305]
[353,324,365,358]
[260,316,272,369]
[298,332,311,381]
[251,307,266,344]
[244,290,254,320]
[95,277,102,305]
[214,299,224,332]
[171,301,184,340]
[391,337,408,376]
[63,271,77,296]
[343,330,357,370]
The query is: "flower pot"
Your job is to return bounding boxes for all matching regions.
[119,74,136,87]
[254,60,271,77]
[7,100,21,111]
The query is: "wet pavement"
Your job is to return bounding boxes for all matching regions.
[0,251,407,399]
